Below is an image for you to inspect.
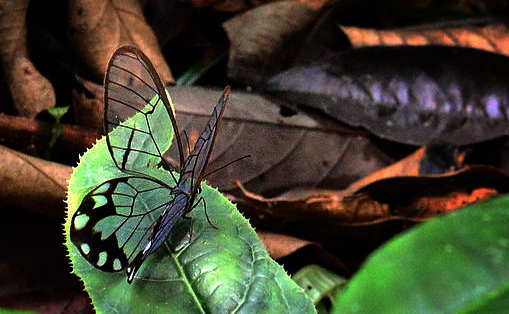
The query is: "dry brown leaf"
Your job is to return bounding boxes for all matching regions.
[68,0,174,83]
[0,0,55,117]
[0,145,72,218]
[257,231,311,259]
[197,0,327,12]
[223,0,327,85]
[408,187,498,216]
[6,57,57,118]
[235,180,390,226]
[356,166,506,220]
[344,146,427,195]
[345,144,463,194]
[163,86,389,196]
[236,165,508,228]
[256,230,350,274]
[72,76,104,131]
[340,23,509,56]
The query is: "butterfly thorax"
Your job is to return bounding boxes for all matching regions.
[172,176,194,195]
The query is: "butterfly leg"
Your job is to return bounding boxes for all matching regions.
[196,196,218,229]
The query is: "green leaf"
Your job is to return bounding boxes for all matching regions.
[64,92,315,314]
[294,265,347,314]
[176,54,226,86]
[45,106,69,158]
[333,195,509,313]
[46,105,69,122]
[293,265,347,305]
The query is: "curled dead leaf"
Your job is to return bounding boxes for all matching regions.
[235,180,391,226]
[223,0,323,85]
[72,76,104,131]
[0,145,72,218]
[340,22,509,56]
[344,147,427,195]
[7,57,56,118]
[0,0,55,117]
[236,165,508,229]
[345,143,461,194]
[409,188,499,216]
[257,230,350,274]
[257,231,311,259]
[68,0,173,83]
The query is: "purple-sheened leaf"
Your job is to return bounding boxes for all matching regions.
[267,45,509,146]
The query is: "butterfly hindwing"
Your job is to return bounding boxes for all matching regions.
[70,176,173,272]
[104,46,185,174]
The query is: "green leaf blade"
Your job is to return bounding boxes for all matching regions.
[65,90,315,313]
[293,264,347,306]
[333,196,509,314]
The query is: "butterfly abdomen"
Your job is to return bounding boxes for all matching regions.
[146,193,189,256]
[126,193,189,282]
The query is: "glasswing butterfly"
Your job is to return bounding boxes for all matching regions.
[70,46,230,283]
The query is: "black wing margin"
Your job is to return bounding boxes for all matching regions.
[70,176,173,273]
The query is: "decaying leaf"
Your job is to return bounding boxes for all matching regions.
[72,76,104,132]
[236,165,507,228]
[340,22,509,56]
[258,231,312,259]
[6,58,56,118]
[0,145,71,218]
[67,0,173,83]
[223,0,327,85]
[166,86,392,197]
[267,45,509,146]
[258,231,350,275]
[235,180,390,227]
[344,143,461,195]
[0,0,55,117]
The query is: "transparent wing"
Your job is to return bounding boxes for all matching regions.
[70,176,174,272]
[179,87,230,193]
[104,46,185,173]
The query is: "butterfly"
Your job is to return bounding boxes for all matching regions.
[70,46,230,283]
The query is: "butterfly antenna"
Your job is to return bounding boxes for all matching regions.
[203,155,251,178]
[183,130,192,157]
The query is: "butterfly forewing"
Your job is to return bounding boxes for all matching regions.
[71,176,173,272]
[179,87,230,194]
[104,46,185,173]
